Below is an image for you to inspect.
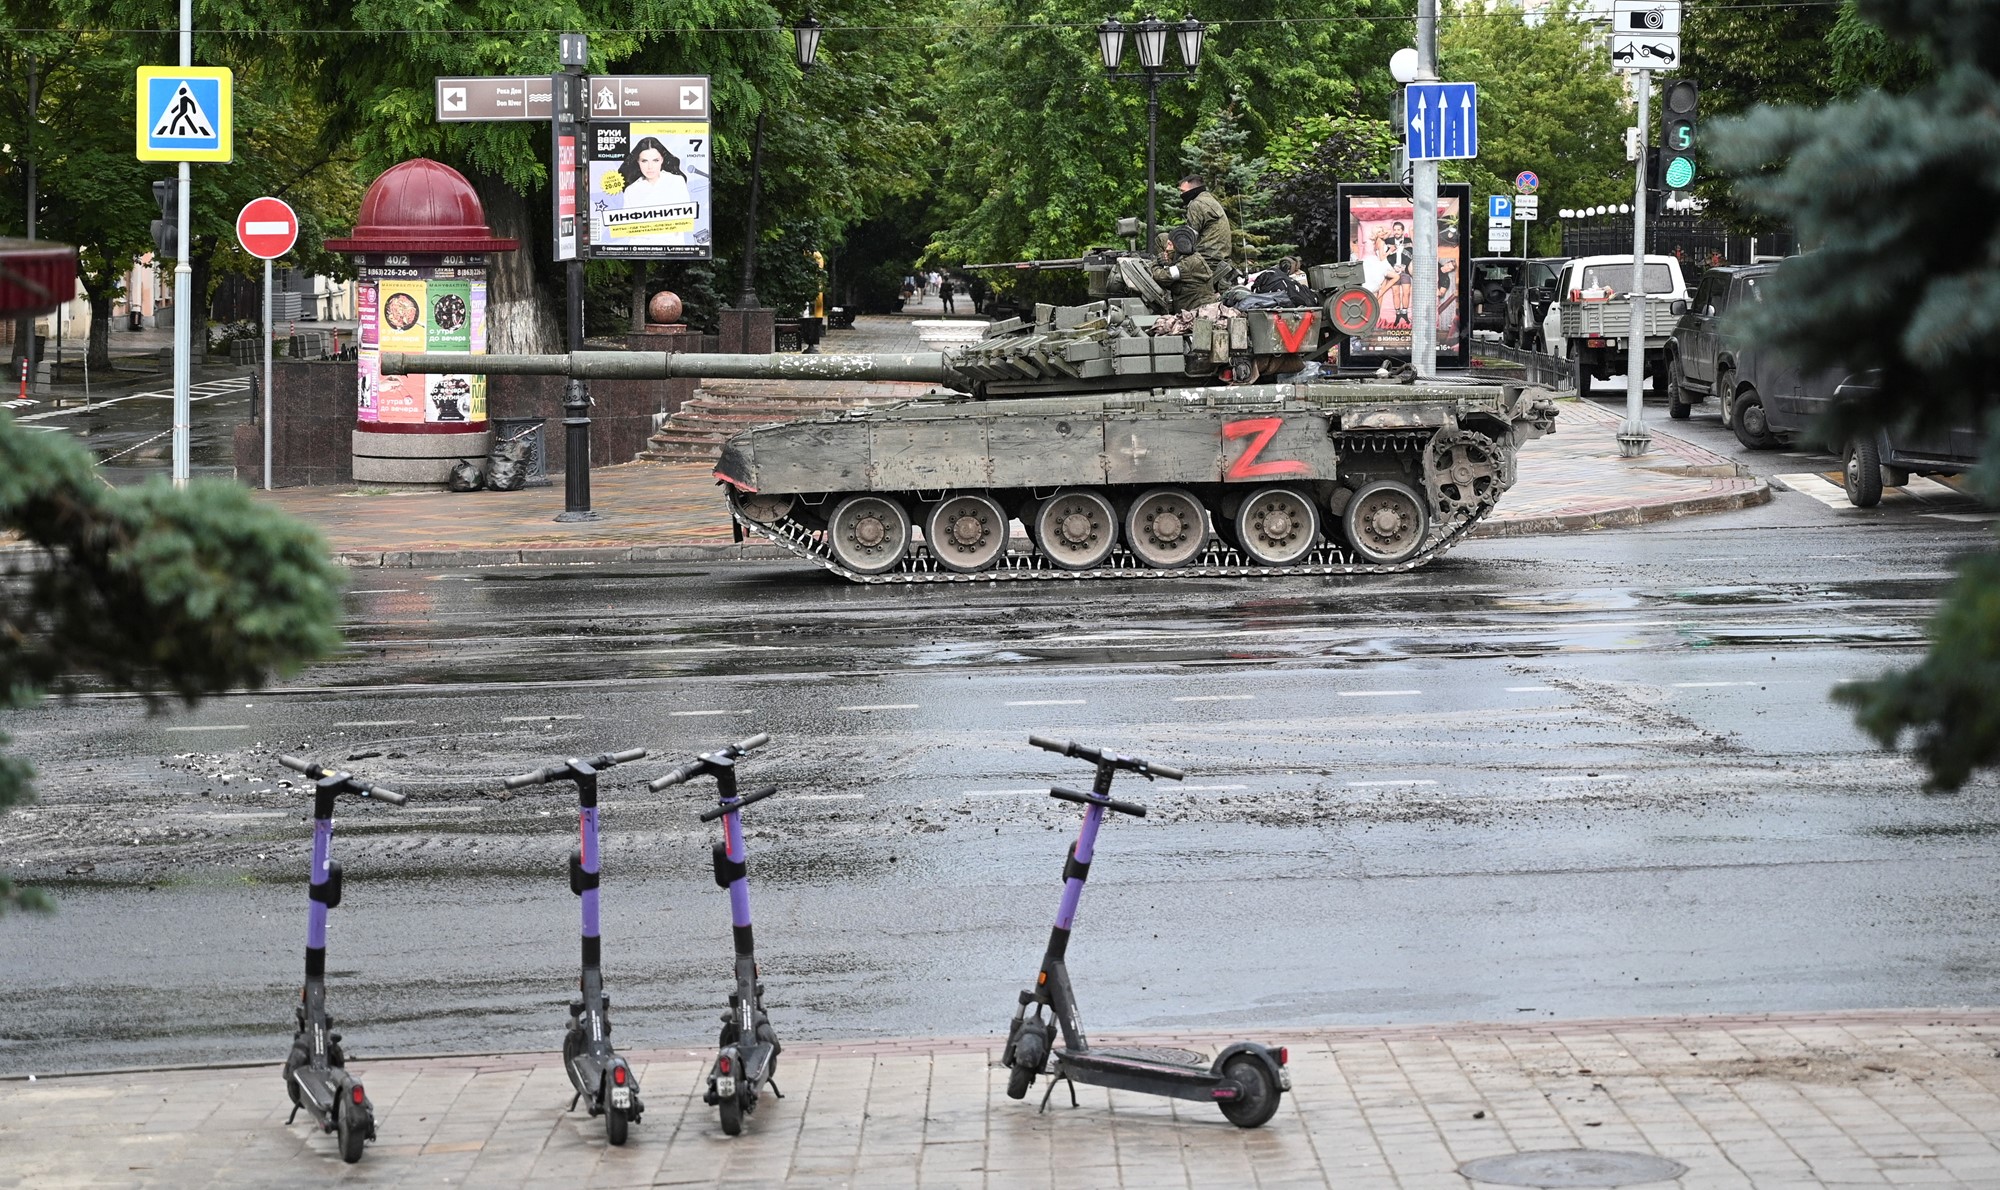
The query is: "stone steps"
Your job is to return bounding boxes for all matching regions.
[637,390,875,463]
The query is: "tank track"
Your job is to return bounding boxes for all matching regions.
[729,430,1502,585]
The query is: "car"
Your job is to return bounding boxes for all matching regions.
[1664,263,1776,436]
[1542,254,1689,399]
[1502,256,1565,350]
[1756,368,1982,507]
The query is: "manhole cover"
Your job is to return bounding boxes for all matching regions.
[1458,1149,1688,1188]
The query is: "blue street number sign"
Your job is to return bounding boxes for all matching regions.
[1488,195,1513,220]
[1404,82,1478,161]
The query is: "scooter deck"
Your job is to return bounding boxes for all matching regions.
[1054,1046,1221,1102]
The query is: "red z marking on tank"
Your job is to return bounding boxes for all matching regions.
[1272,311,1316,353]
[1223,417,1310,480]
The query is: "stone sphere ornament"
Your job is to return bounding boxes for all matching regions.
[647,290,685,324]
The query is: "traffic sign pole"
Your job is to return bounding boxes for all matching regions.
[1411,0,1438,380]
[554,36,596,523]
[263,256,272,489]
[235,197,300,490]
[1621,73,1653,458]
[172,0,191,487]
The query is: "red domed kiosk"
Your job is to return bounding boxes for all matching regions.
[326,159,518,485]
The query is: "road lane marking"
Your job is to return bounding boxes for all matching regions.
[501,714,583,722]
[1181,784,1248,791]
[166,724,249,732]
[669,709,753,717]
[795,793,864,801]
[200,811,287,819]
[1337,690,1421,698]
[839,704,920,711]
[1505,686,1556,693]
[347,588,410,595]
[1172,695,1254,703]
[1672,681,1746,688]
[401,805,486,814]
[1347,779,1438,788]
[1005,699,1086,706]
[334,720,418,728]
[965,788,1047,797]
[1539,773,1631,783]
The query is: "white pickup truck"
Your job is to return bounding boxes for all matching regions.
[1539,254,1690,399]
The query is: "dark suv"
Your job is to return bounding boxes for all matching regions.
[1758,368,1982,507]
[1501,257,1564,350]
[1664,263,1775,437]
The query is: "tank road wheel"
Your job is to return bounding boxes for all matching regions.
[924,493,1009,573]
[1425,430,1504,521]
[827,495,912,575]
[733,491,795,525]
[1033,489,1119,570]
[1123,487,1208,568]
[1342,480,1430,565]
[1234,487,1319,566]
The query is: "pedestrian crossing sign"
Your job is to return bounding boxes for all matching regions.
[136,67,233,161]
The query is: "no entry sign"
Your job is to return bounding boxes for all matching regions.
[236,196,299,259]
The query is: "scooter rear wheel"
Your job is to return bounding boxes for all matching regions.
[1217,1055,1281,1129]
[605,1098,630,1146]
[718,1095,743,1136]
[337,1098,368,1163]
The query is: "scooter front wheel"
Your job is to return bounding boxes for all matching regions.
[718,1094,743,1136]
[1006,1061,1035,1100]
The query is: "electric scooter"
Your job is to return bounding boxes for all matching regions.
[503,747,650,1144]
[277,755,409,1164]
[1000,734,1291,1128]
[647,733,783,1136]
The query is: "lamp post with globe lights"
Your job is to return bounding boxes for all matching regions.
[734,13,822,310]
[1097,14,1205,251]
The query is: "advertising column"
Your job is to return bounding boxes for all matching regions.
[354,257,489,430]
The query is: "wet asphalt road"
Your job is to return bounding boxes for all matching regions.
[4,466,2000,1076]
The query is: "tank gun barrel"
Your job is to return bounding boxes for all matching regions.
[379,350,962,387]
[963,258,1088,271]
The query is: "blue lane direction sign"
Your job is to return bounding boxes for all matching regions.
[136,67,233,162]
[1405,82,1477,161]
[1488,195,1513,220]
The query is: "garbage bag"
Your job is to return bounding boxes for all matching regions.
[485,432,531,492]
[447,459,485,491]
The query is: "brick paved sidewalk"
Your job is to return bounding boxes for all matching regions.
[256,398,1763,569]
[4,1010,1996,1187]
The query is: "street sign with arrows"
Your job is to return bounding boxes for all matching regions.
[1404,82,1478,161]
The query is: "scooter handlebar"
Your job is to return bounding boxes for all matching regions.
[646,734,771,791]
[1027,735,1184,781]
[699,784,779,822]
[1050,785,1148,818]
[503,766,556,789]
[278,756,406,804]
[505,747,648,789]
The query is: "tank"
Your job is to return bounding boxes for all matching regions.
[382,286,1558,585]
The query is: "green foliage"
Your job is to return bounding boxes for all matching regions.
[0,416,345,910]
[927,0,1404,266]
[1713,0,2000,790]
[1267,108,1400,263]
[1437,0,1630,257]
[1179,103,1291,268]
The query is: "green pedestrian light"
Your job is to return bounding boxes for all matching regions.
[1659,79,1698,193]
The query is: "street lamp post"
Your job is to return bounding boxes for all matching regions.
[1097,13,1204,252]
[734,13,822,309]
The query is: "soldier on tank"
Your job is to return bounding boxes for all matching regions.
[1177,174,1234,282]
[1151,227,1216,313]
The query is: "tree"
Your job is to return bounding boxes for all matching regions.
[926,0,1408,266]
[1267,108,1400,263]
[1437,0,1630,256]
[1711,0,2000,789]
[0,417,346,911]
[1180,102,1293,269]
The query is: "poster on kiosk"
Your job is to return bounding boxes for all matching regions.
[1334,182,1473,371]
[355,260,490,426]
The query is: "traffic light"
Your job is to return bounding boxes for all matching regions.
[151,179,181,259]
[1659,79,1697,193]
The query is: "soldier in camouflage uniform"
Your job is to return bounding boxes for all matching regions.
[1151,227,1216,313]
[1177,174,1233,282]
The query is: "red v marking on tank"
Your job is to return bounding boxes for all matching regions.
[1271,311,1316,354]
[1223,417,1310,480]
